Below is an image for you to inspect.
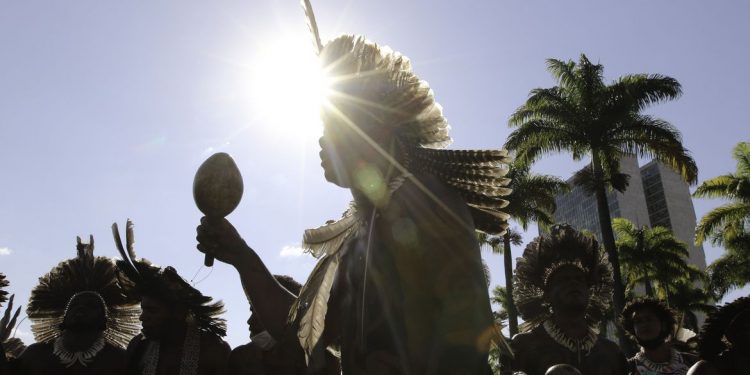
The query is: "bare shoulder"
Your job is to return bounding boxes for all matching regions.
[687,360,720,375]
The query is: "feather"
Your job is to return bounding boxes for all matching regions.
[125,219,136,260]
[300,0,323,55]
[112,222,139,278]
[297,254,339,358]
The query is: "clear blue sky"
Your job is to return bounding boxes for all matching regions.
[1,1,748,346]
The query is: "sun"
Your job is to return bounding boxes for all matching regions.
[248,36,330,141]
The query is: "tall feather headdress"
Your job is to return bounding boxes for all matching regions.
[112,220,227,338]
[25,236,141,348]
[513,224,613,331]
[291,0,512,358]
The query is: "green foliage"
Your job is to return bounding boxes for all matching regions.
[613,218,695,297]
[694,142,750,245]
[694,142,750,298]
[506,54,696,186]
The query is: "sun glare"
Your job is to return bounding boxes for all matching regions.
[248,37,330,140]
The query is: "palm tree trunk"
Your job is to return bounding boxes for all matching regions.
[591,153,628,347]
[503,233,519,336]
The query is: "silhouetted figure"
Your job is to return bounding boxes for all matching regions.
[227,275,340,375]
[112,221,231,375]
[15,236,140,375]
[688,297,750,375]
[195,9,513,372]
[622,298,696,374]
[510,225,628,375]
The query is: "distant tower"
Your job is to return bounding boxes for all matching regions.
[547,155,706,270]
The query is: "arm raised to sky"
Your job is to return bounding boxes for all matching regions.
[196,217,296,339]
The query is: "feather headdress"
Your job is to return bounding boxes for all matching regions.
[0,273,8,306]
[291,0,512,358]
[112,220,227,338]
[696,296,749,361]
[25,236,141,348]
[513,224,613,331]
[0,273,26,358]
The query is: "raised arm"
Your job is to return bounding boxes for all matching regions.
[196,217,296,339]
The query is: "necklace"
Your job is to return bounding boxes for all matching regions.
[141,323,201,375]
[634,348,687,374]
[52,335,106,368]
[542,320,598,356]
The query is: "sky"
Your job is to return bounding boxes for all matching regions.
[1,1,748,347]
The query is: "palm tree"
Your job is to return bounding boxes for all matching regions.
[705,230,750,298]
[505,54,698,344]
[694,142,750,243]
[480,161,568,336]
[613,218,692,297]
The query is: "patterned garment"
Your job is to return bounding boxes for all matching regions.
[632,349,689,375]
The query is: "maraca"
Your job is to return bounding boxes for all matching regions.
[193,152,244,266]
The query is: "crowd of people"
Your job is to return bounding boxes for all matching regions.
[1,2,749,374]
[0,222,747,374]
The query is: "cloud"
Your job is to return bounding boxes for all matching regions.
[279,245,305,258]
[0,247,11,256]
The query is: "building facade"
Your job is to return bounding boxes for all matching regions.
[548,156,707,269]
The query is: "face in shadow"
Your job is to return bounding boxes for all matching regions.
[544,265,590,314]
[61,293,107,333]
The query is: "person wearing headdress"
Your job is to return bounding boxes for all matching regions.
[112,220,231,375]
[622,298,697,374]
[509,224,628,375]
[0,273,24,367]
[688,296,750,375]
[195,1,512,373]
[14,236,140,374]
[227,274,340,375]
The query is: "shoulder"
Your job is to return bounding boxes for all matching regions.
[593,337,626,358]
[200,332,231,357]
[19,342,52,358]
[126,334,146,353]
[687,360,721,375]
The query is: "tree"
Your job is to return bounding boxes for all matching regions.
[705,230,750,298]
[693,142,750,297]
[479,161,568,336]
[505,54,697,344]
[613,218,692,297]
[693,142,750,245]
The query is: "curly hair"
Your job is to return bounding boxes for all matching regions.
[513,224,613,330]
[621,298,677,342]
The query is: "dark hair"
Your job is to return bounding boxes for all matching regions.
[621,298,676,342]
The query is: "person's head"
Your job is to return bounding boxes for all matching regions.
[545,364,582,375]
[248,275,302,336]
[139,294,189,339]
[544,264,591,314]
[316,35,451,191]
[621,298,675,349]
[59,291,108,333]
[514,224,613,325]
